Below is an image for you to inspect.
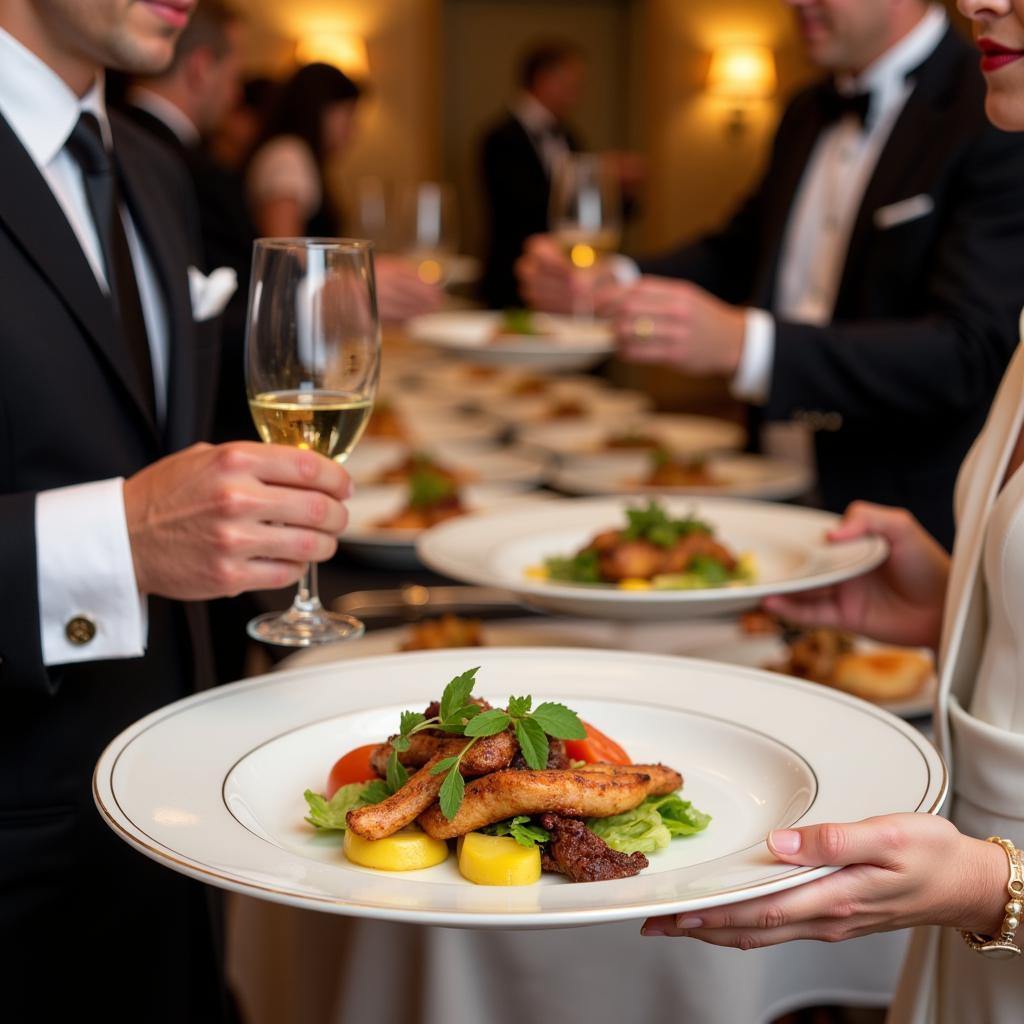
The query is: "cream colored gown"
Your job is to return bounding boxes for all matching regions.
[886,332,1024,1023]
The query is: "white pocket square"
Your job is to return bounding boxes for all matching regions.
[874,194,935,231]
[188,265,238,321]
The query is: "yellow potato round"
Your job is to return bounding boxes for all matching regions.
[343,826,449,871]
[458,832,541,886]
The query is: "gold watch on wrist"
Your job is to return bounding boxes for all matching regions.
[960,836,1024,960]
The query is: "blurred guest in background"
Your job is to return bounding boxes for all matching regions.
[247,62,441,323]
[519,0,1024,549]
[210,75,277,173]
[480,40,585,309]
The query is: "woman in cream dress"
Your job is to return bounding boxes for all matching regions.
[644,6,1024,1020]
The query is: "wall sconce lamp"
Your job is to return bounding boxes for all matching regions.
[706,45,777,138]
[295,32,370,80]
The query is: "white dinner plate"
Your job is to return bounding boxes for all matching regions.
[417,496,889,620]
[406,311,614,371]
[94,648,946,929]
[339,484,549,569]
[364,406,506,447]
[486,388,652,427]
[344,439,551,488]
[551,452,813,501]
[518,414,746,456]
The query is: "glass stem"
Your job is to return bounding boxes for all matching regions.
[292,561,324,615]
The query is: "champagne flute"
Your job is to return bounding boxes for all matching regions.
[549,153,622,316]
[396,181,459,286]
[245,238,380,646]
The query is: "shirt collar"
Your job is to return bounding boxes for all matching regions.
[129,87,200,146]
[838,3,948,111]
[0,26,110,168]
[512,91,558,136]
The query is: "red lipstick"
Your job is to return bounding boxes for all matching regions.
[978,38,1024,73]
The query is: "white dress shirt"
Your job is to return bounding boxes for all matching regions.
[511,91,570,178]
[0,27,169,666]
[732,4,949,403]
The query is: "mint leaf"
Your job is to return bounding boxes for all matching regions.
[507,695,532,718]
[530,702,587,739]
[429,755,460,775]
[400,710,426,735]
[409,467,456,508]
[545,549,601,583]
[393,735,411,753]
[439,703,482,734]
[464,708,511,737]
[440,667,479,723]
[386,748,409,793]
[480,815,551,848]
[439,766,466,821]
[515,717,549,770]
[688,555,730,586]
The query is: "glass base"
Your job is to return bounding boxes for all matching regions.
[247,607,365,647]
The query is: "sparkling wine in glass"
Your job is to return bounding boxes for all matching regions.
[396,181,459,286]
[549,153,622,315]
[245,237,380,646]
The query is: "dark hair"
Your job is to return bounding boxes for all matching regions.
[519,40,584,91]
[258,63,362,165]
[167,0,238,74]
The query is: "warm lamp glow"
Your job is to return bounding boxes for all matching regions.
[295,33,369,79]
[706,45,777,101]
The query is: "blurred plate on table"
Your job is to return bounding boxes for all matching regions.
[406,311,614,371]
[344,439,551,487]
[417,496,888,620]
[96,647,946,928]
[487,388,651,427]
[551,451,812,501]
[518,413,745,456]
[339,484,550,569]
[362,403,505,447]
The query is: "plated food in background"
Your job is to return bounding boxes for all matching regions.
[518,414,745,459]
[340,484,550,570]
[537,500,755,591]
[400,615,485,651]
[364,398,407,440]
[417,496,890,620]
[345,439,551,489]
[406,310,614,371]
[372,451,473,486]
[488,385,651,428]
[550,450,813,501]
[374,469,467,531]
[357,401,505,448]
[302,666,710,885]
[97,647,946,925]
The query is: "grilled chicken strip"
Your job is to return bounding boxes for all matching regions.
[368,725,514,779]
[573,762,682,796]
[418,768,653,840]
[349,731,518,841]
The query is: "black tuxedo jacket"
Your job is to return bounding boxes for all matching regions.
[641,27,1024,548]
[480,112,578,309]
[0,111,229,1021]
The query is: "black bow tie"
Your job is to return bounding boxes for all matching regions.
[820,85,873,128]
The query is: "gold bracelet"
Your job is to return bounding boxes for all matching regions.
[961,837,1024,960]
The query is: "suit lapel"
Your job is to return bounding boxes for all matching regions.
[834,27,961,314]
[113,116,198,452]
[0,112,159,441]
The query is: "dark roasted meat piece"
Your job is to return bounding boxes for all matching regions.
[510,737,568,771]
[539,814,649,882]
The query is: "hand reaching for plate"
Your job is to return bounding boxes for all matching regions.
[763,501,950,651]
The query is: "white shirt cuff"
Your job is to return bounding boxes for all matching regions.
[730,308,775,405]
[35,477,148,666]
[608,255,641,285]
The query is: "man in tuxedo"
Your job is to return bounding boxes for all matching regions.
[0,1,352,1019]
[479,41,585,309]
[519,0,1024,549]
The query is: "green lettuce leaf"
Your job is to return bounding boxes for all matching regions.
[585,792,711,853]
[303,780,390,832]
[479,816,551,848]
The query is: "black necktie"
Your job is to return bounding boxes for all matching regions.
[820,85,873,129]
[66,112,156,419]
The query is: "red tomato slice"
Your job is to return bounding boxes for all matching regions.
[564,721,631,765]
[326,744,379,797]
